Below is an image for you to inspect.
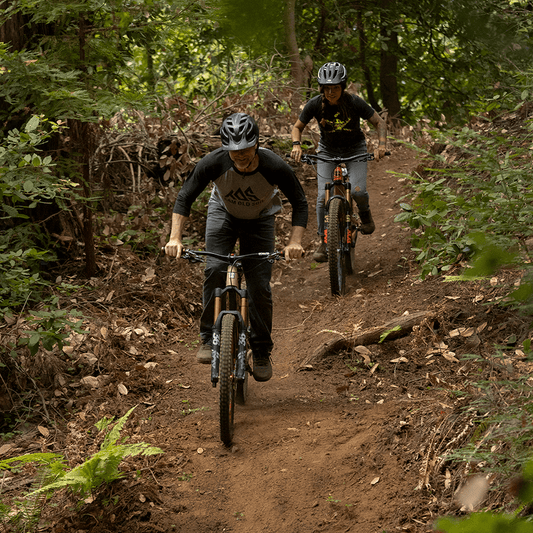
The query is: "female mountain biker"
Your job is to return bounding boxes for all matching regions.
[290,61,388,262]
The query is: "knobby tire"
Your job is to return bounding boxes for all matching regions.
[219,313,238,445]
[328,198,347,296]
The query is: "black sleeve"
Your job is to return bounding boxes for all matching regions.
[298,95,321,126]
[172,148,231,217]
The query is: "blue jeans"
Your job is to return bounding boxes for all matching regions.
[316,141,369,239]
[200,201,275,355]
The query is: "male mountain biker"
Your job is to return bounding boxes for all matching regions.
[291,61,387,262]
[165,113,308,382]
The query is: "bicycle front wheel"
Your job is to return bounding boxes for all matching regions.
[346,225,358,276]
[219,313,238,446]
[327,197,348,296]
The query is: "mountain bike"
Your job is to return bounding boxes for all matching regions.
[181,248,282,446]
[300,152,383,296]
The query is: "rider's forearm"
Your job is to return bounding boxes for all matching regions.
[169,212,189,242]
[377,121,387,147]
[291,126,302,143]
[287,225,305,246]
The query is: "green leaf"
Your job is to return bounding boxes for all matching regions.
[379,325,401,343]
[25,115,40,132]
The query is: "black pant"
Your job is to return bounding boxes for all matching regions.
[200,201,275,355]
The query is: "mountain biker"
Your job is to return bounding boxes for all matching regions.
[164,113,308,382]
[290,61,387,262]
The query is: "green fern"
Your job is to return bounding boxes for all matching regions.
[0,406,163,504]
[31,406,163,497]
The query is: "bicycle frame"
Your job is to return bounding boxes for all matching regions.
[211,261,248,386]
[324,164,355,248]
[181,249,280,385]
[299,152,376,295]
[303,152,374,243]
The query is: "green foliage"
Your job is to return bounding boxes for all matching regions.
[0,407,163,531]
[0,117,83,313]
[0,248,51,311]
[435,457,533,532]
[31,406,163,497]
[379,325,401,343]
[213,0,286,56]
[435,511,533,533]
[0,117,76,219]
[396,125,533,292]
[17,307,86,357]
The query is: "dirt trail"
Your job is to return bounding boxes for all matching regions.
[5,140,525,533]
[128,143,438,533]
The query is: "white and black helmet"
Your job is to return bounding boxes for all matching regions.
[220,113,259,150]
[317,62,348,85]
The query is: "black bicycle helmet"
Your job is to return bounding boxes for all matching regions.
[220,113,259,150]
[317,62,348,85]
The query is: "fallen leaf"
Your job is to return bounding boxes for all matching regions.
[445,469,451,489]
[80,376,100,388]
[390,357,408,363]
[442,351,459,362]
[461,327,476,337]
[354,345,371,355]
[0,444,13,456]
[456,475,489,511]
[141,267,156,282]
[117,383,128,395]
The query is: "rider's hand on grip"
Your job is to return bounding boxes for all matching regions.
[163,241,183,259]
[283,243,304,261]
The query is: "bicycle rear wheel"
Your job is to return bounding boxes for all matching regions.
[327,197,348,296]
[219,313,238,445]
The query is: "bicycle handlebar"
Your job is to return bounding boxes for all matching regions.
[180,249,283,265]
[300,152,374,164]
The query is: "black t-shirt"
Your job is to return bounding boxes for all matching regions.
[173,147,308,228]
[299,94,375,151]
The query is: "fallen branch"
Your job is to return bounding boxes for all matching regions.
[302,310,433,367]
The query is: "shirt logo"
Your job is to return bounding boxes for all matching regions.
[225,187,260,203]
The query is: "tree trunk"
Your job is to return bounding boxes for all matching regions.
[379,0,402,123]
[0,1,25,51]
[283,0,305,101]
[76,15,97,277]
[356,5,381,111]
